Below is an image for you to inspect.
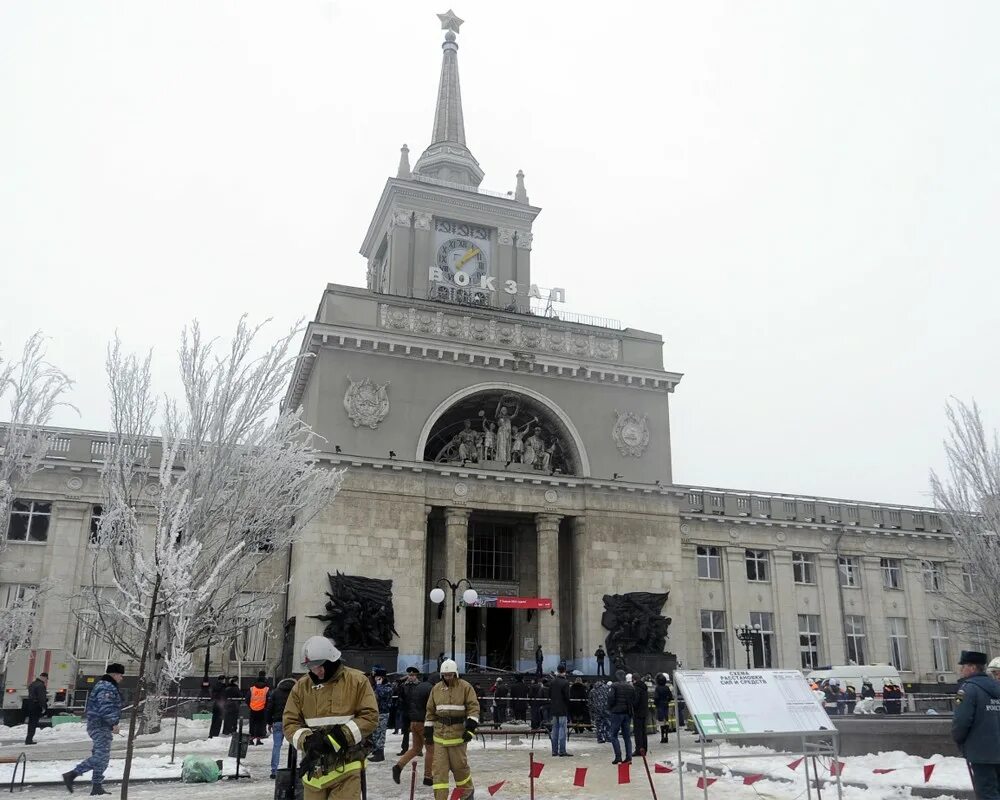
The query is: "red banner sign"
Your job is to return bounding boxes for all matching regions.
[474,596,553,610]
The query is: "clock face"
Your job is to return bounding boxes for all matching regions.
[437,237,489,284]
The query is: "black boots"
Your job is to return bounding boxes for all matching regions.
[392,764,402,784]
[90,786,110,796]
[62,771,77,793]
[369,749,385,762]
[660,725,670,743]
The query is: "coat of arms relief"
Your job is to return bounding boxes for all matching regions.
[344,376,390,429]
[612,409,650,457]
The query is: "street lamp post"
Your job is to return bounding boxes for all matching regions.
[734,623,762,670]
[429,578,479,662]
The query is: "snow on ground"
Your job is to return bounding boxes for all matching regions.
[0,728,976,799]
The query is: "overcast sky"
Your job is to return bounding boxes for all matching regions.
[2,1,998,507]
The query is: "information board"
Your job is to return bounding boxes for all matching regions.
[675,669,833,736]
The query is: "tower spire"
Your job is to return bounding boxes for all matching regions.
[413,10,485,188]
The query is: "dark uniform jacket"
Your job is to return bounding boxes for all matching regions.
[607,680,636,715]
[952,673,1000,764]
[402,680,433,723]
[27,678,48,709]
[548,675,571,716]
[632,680,649,720]
[267,678,296,725]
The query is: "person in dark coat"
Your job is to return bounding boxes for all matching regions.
[393,669,435,787]
[492,678,509,727]
[510,674,528,722]
[245,671,270,745]
[266,677,295,779]
[570,677,589,732]
[595,646,607,677]
[24,672,48,744]
[529,679,544,730]
[548,664,572,757]
[223,677,242,734]
[607,670,635,764]
[208,675,227,738]
[62,664,124,796]
[953,650,1000,799]
[860,680,876,700]
[393,676,410,755]
[535,645,544,676]
[883,682,903,715]
[844,685,857,715]
[631,673,650,755]
[589,680,612,743]
[653,673,673,743]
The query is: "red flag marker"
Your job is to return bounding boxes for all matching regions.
[654,764,674,774]
[743,774,765,785]
[830,761,845,776]
[787,757,804,771]
[872,768,896,774]
[696,776,717,789]
[923,764,936,783]
[530,761,544,779]
[618,761,631,784]
[573,767,587,787]
[487,781,506,796]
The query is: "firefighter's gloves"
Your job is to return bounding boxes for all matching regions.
[463,718,478,742]
[303,731,330,757]
[328,725,351,751]
[423,725,434,741]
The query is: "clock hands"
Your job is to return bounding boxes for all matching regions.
[456,247,481,270]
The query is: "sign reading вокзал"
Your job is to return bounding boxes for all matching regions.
[675,669,834,736]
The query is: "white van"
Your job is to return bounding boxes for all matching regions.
[806,665,904,713]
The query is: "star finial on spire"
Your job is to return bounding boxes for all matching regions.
[437,9,464,34]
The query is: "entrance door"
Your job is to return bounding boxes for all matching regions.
[465,607,515,671]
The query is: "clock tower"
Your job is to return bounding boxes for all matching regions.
[360,9,541,309]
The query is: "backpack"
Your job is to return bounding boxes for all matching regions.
[249,684,269,712]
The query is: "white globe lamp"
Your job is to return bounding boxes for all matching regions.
[429,587,446,604]
[462,588,479,606]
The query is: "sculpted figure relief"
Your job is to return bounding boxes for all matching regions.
[430,393,570,474]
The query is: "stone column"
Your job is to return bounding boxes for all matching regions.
[571,516,589,672]
[535,512,562,672]
[443,507,471,671]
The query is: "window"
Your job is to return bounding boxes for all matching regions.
[745,549,770,582]
[838,556,861,588]
[701,610,727,668]
[845,615,867,664]
[7,499,52,542]
[231,593,273,663]
[921,561,943,592]
[696,546,722,580]
[887,617,910,670]
[962,564,974,593]
[467,521,516,582]
[881,558,902,590]
[0,584,37,649]
[930,620,949,671]
[749,611,775,668]
[969,621,989,654]
[88,505,103,543]
[792,552,815,584]
[74,588,129,662]
[799,614,822,670]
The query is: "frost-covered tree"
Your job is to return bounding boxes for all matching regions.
[75,319,342,798]
[931,398,1000,654]
[0,333,73,666]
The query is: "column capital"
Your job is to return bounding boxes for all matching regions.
[535,512,562,532]
[445,506,471,525]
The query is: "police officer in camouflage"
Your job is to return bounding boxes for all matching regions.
[952,650,1000,800]
[62,663,125,796]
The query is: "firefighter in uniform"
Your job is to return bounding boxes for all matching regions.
[425,659,480,800]
[283,636,379,800]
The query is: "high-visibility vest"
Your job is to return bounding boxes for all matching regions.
[249,685,269,712]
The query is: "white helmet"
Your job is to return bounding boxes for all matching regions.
[301,636,341,668]
[440,658,459,675]
[989,657,1000,673]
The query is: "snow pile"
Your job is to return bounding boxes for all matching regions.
[0,754,248,783]
[0,721,92,743]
